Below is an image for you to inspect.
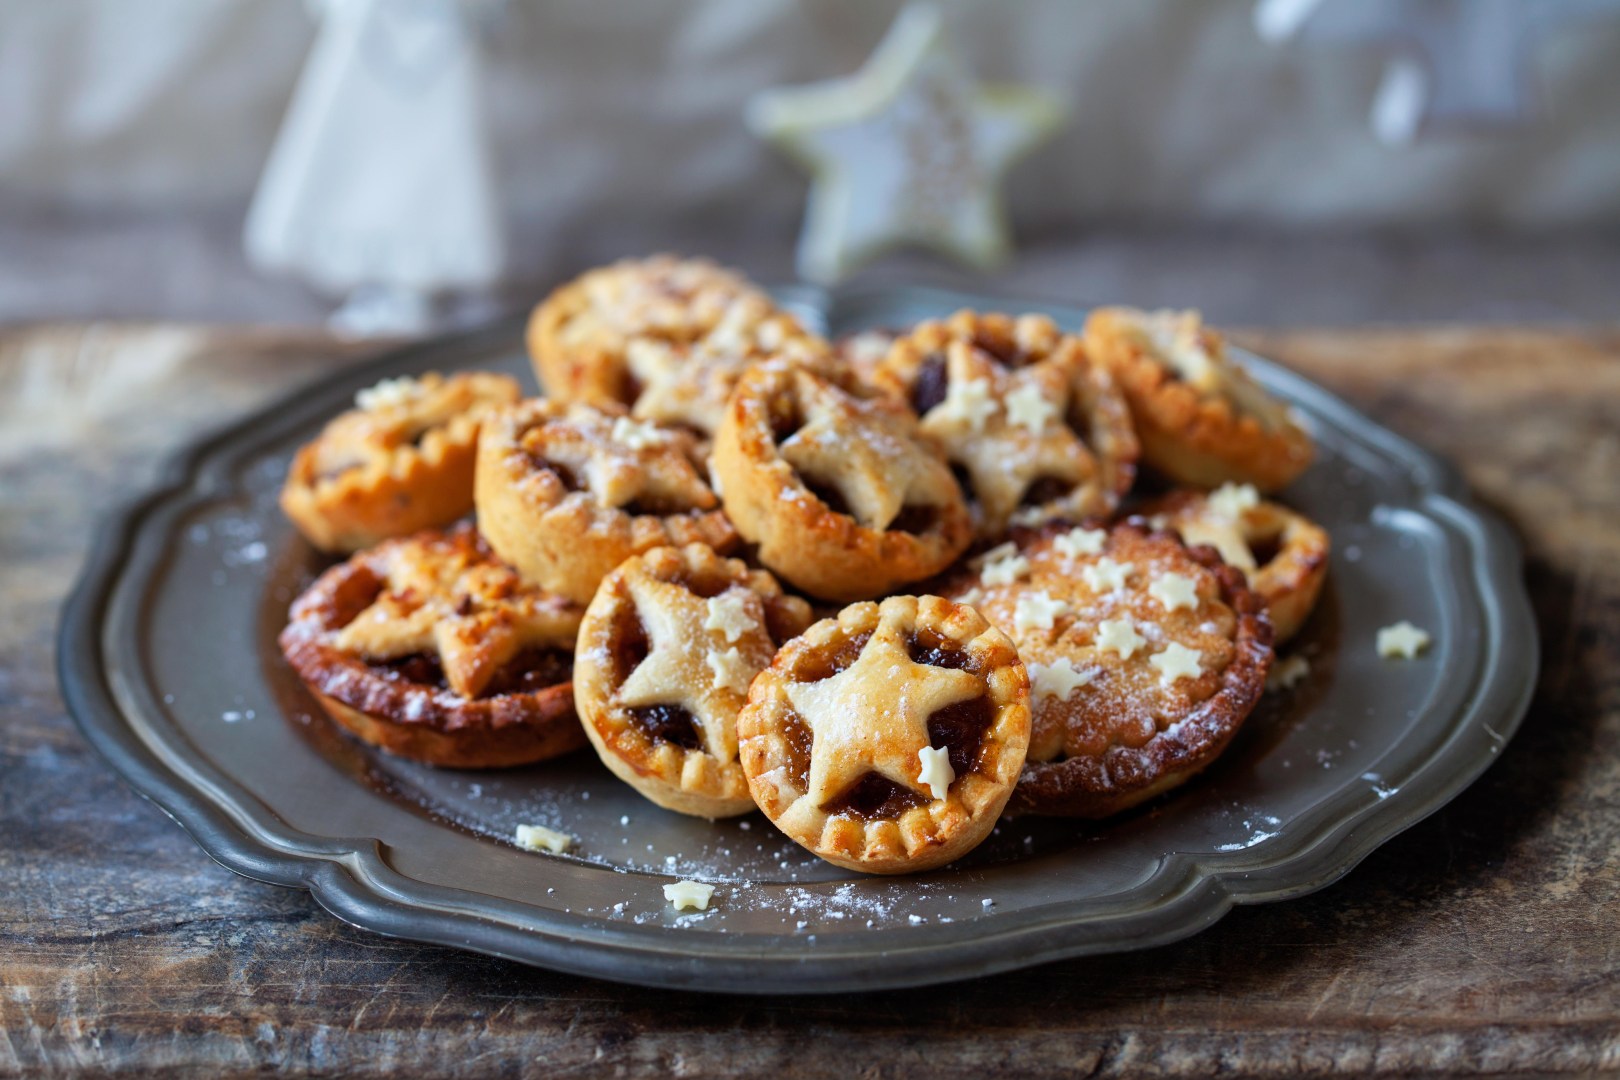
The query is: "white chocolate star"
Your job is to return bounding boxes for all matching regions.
[704,590,756,644]
[513,823,574,854]
[1209,482,1260,520]
[664,880,716,911]
[1004,382,1061,433]
[933,376,999,433]
[976,542,1031,586]
[1081,558,1134,593]
[1053,527,1107,559]
[1028,658,1093,701]
[610,415,670,450]
[1267,653,1311,691]
[1150,642,1204,685]
[1095,618,1147,660]
[707,647,754,694]
[783,617,980,809]
[1014,590,1069,634]
[916,745,955,801]
[1376,621,1431,660]
[1149,572,1200,613]
[355,375,422,412]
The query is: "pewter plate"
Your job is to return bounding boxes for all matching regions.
[58,286,1536,993]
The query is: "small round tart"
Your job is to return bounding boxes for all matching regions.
[475,399,738,604]
[280,371,521,553]
[528,254,774,408]
[936,521,1272,818]
[1146,484,1330,644]
[574,544,813,819]
[738,595,1030,874]
[1083,307,1313,493]
[278,524,585,768]
[625,291,829,436]
[876,310,1138,538]
[711,360,972,602]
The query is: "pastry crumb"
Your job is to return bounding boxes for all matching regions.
[514,823,574,854]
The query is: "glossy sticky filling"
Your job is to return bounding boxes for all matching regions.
[370,648,572,700]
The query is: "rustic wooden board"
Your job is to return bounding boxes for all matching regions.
[2,323,1616,1077]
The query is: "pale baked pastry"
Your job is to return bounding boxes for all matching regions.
[737,595,1030,874]
[278,524,585,768]
[711,361,972,602]
[1147,485,1330,644]
[475,399,738,603]
[877,310,1138,538]
[1083,307,1312,492]
[936,520,1272,818]
[527,255,828,436]
[280,371,521,553]
[573,544,812,818]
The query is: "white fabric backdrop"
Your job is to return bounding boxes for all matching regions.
[2,0,1617,233]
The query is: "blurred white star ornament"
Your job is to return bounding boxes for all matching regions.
[1256,0,1620,146]
[747,3,1065,284]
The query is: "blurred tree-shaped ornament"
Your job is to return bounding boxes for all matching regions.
[1256,0,1620,146]
[245,0,505,336]
[747,3,1064,285]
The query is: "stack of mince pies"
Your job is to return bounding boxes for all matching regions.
[278,255,1328,875]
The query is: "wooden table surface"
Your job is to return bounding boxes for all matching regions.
[2,323,1617,1077]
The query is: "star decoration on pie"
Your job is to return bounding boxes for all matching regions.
[746,2,1065,283]
[1081,558,1134,594]
[615,573,771,762]
[778,373,952,531]
[522,408,715,512]
[1149,572,1201,613]
[783,618,980,810]
[1150,642,1204,686]
[1013,590,1069,635]
[934,376,999,433]
[916,745,956,800]
[1209,482,1261,520]
[913,338,1096,532]
[1028,658,1094,702]
[333,550,578,700]
[1095,618,1147,660]
[1376,620,1432,660]
[1053,527,1107,559]
[704,591,756,644]
[976,542,1030,586]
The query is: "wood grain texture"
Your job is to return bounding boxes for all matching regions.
[2,323,1617,1078]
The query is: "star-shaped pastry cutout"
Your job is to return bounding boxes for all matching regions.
[334,548,578,700]
[1014,589,1069,634]
[1081,558,1134,594]
[778,373,953,531]
[747,2,1065,283]
[1376,620,1431,660]
[1028,658,1094,702]
[1095,618,1146,660]
[616,573,770,762]
[916,745,955,800]
[783,618,980,810]
[915,339,1095,533]
[524,408,715,512]
[1149,572,1201,613]
[1053,527,1107,559]
[1150,642,1204,685]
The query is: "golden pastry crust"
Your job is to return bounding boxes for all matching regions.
[475,399,738,603]
[280,371,521,553]
[833,327,902,391]
[877,310,1138,538]
[711,361,972,602]
[1146,486,1330,644]
[527,255,829,434]
[738,595,1030,874]
[935,520,1272,818]
[278,524,585,768]
[573,544,812,818]
[1083,307,1313,493]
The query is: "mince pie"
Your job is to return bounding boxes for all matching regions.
[1147,485,1329,644]
[280,371,520,553]
[737,595,1030,874]
[877,310,1138,537]
[475,399,737,603]
[1083,307,1313,492]
[937,521,1272,818]
[711,361,972,602]
[278,524,585,768]
[573,544,812,818]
